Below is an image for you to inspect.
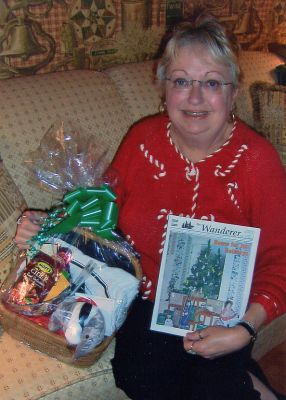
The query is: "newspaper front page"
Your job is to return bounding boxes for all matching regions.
[151,216,260,336]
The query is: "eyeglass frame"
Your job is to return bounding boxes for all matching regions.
[164,77,234,93]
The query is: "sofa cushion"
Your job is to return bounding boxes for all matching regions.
[0,161,27,285]
[0,333,128,400]
[0,70,133,210]
[105,60,161,124]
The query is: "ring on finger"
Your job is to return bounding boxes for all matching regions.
[187,343,196,355]
[17,215,27,225]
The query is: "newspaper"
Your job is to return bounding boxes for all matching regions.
[151,216,260,337]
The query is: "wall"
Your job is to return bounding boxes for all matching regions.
[0,0,285,79]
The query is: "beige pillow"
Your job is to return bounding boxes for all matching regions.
[0,161,27,285]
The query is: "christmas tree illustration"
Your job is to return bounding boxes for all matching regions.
[183,240,225,299]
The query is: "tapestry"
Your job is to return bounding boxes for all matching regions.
[0,0,285,79]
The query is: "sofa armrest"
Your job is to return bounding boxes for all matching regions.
[250,81,286,167]
[252,313,286,360]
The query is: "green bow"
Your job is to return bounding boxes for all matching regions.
[47,185,118,239]
[28,185,119,258]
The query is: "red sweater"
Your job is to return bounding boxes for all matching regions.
[111,114,286,323]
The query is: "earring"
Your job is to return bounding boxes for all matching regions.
[229,106,236,123]
[159,100,167,114]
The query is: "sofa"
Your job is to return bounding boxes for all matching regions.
[0,49,286,400]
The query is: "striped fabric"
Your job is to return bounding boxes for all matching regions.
[0,161,27,285]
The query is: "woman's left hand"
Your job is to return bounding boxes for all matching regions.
[183,325,253,359]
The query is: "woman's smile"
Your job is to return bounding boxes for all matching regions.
[183,110,209,118]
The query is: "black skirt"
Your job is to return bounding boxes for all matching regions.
[112,297,263,400]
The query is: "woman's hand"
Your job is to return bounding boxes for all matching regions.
[183,325,253,359]
[14,211,47,249]
[184,303,267,359]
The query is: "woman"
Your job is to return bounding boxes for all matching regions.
[217,300,238,326]
[15,10,286,400]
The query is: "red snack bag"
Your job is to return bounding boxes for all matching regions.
[8,252,66,306]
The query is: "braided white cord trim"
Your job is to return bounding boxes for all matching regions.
[185,165,197,181]
[141,275,153,300]
[190,167,199,216]
[167,123,197,181]
[206,120,237,159]
[214,144,248,177]
[167,122,187,162]
[167,121,236,185]
[201,214,215,221]
[157,209,173,254]
[227,182,240,210]
[166,122,200,216]
[167,120,237,167]
[140,143,166,180]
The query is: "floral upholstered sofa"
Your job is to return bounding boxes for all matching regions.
[0,50,286,400]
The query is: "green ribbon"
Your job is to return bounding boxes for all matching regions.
[47,185,118,239]
[28,185,119,257]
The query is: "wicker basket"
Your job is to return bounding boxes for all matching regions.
[0,300,115,367]
[0,231,142,367]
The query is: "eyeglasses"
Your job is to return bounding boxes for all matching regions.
[165,77,233,94]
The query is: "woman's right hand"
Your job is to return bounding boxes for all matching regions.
[14,211,47,250]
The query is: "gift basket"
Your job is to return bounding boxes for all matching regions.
[0,121,142,367]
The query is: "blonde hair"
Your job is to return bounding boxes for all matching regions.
[157,10,241,88]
